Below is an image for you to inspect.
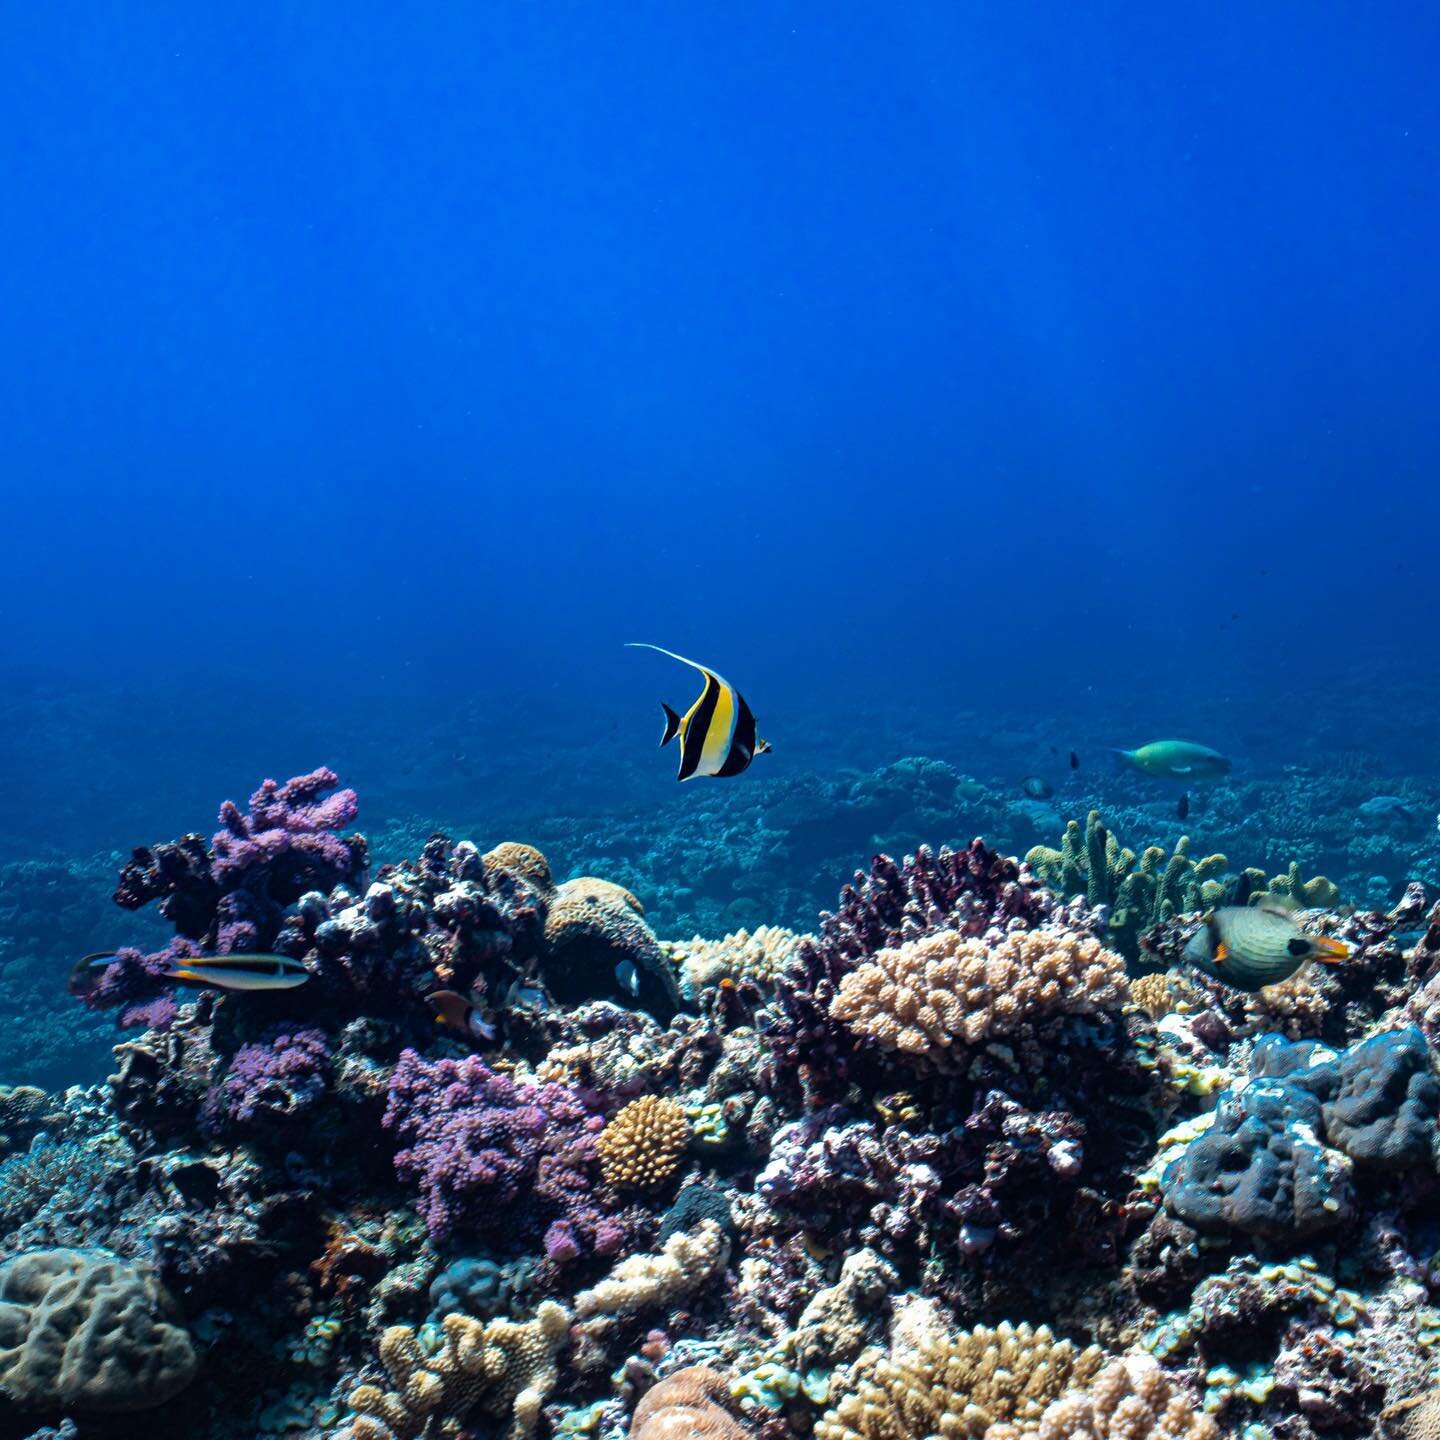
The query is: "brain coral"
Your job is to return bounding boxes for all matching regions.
[815,1300,1105,1440]
[543,877,681,1017]
[599,1095,691,1191]
[633,1366,750,1440]
[0,1248,197,1412]
[484,843,555,896]
[828,926,1129,1055]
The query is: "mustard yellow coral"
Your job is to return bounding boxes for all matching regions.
[815,1301,1105,1440]
[1129,973,1175,1020]
[346,1301,569,1440]
[482,842,554,895]
[599,1095,691,1191]
[828,927,1129,1055]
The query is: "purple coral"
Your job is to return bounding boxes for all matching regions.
[384,1050,609,1250]
[203,1026,331,1132]
[211,767,364,900]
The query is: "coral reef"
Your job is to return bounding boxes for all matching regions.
[25,760,1440,1439]
[829,926,1128,1055]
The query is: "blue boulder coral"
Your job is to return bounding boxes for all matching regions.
[1323,1027,1440,1170]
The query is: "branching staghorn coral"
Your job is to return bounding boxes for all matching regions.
[343,1301,569,1440]
[815,1297,1105,1440]
[599,1095,691,1191]
[828,926,1128,1055]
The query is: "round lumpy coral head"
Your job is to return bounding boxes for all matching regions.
[0,1248,198,1412]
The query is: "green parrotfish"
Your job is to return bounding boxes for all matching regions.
[1114,739,1232,780]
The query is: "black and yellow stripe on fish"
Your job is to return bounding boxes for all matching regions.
[626,643,773,780]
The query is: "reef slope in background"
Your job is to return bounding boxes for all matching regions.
[3,762,1440,1439]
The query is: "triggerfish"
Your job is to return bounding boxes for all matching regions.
[1115,739,1232,780]
[69,951,310,995]
[1182,899,1350,991]
[626,643,772,780]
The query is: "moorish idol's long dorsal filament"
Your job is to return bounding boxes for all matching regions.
[626,643,772,781]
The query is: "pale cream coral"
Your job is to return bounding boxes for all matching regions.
[1032,1356,1216,1440]
[599,1094,691,1191]
[671,926,808,995]
[828,927,1129,1055]
[815,1298,1105,1440]
[346,1300,569,1440]
[633,1366,751,1440]
[1237,972,1331,1040]
[574,1219,730,1320]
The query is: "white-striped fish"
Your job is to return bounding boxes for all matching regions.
[72,951,310,994]
[626,644,772,781]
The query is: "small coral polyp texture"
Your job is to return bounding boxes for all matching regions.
[829,926,1129,1053]
[598,1094,691,1191]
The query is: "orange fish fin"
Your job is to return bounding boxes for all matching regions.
[1213,942,1228,965]
[1313,937,1351,964]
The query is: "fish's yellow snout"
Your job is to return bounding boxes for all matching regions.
[1311,935,1351,964]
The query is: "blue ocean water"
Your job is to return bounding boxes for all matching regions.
[4,2,1440,1076]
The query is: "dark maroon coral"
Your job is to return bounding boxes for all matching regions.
[384,1050,610,1253]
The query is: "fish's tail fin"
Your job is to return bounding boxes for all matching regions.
[659,703,682,747]
[1109,748,1135,775]
[756,737,773,755]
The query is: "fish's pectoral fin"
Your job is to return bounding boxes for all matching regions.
[1172,765,1193,774]
[659,703,682,747]
[1212,942,1228,966]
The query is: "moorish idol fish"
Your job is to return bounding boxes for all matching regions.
[626,643,772,781]
[1182,899,1350,992]
[70,951,310,995]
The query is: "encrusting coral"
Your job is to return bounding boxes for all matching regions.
[828,926,1129,1054]
[0,1247,198,1412]
[343,1300,569,1440]
[574,1218,730,1321]
[599,1094,692,1191]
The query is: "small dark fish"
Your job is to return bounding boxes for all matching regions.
[427,990,497,1044]
[627,644,772,780]
[1021,776,1054,800]
[1069,751,1080,770]
[71,951,309,994]
[1183,900,1350,991]
[1177,793,1190,821]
